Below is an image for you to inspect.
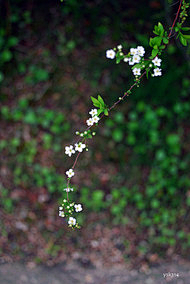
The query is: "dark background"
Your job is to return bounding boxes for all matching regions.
[0,0,190,268]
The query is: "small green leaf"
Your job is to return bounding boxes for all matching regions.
[181,27,190,31]
[151,49,158,58]
[132,63,142,69]
[98,95,105,106]
[179,34,187,46]
[97,109,103,115]
[163,37,169,44]
[182,34,190,40]
[91,96,100,107]
[160,45,166,49]
[104,109,109,116]
[116,57,121,64]
[158,22,164,36]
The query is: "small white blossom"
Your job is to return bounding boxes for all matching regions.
[133,68,141,76]
[92,116,100,124]
[86,117,94,126]
[124,57,130,62]
[74,204,83,212]
[65,145,75,157]
[59,206,63,211]
[106,49,116,59]
[152,56,162,67]
[89,109,98,117]
[63,187,73,192]
[75,142,86,152]
[66,168,74,178]
[128,58,135,65]
[153,68,162,76]
[117,45,122,49]
[137,46,145,56]
[59,211,65,217]
[133,54,141,63]
[68,217,76,226]
[130,48,138,56]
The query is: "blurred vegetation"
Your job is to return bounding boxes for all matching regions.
[0,0,190,261]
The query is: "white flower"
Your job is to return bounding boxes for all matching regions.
[106,49,116,59]
[89,109,98,117]
[66,168,74,178]
[86,117,94,126]
[152,57,162,67]
[75,142,86,152]
[68,217,76,226]
[130,48,137,56]
[128,58,135,65]
[92,116,100,124]
[133,68,141,76]
[133,54,141,63]
[59,211,65,217]
[65,145,75,157]
[117,45,122,49]
[74,204,83,212]
[124,57,130,62]
[63,187,73,192]
[153,68,162,76]
[137,46,145,56]
[59,206,63,210]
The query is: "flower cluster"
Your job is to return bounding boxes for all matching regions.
[152,56,162,77]
[86,109,100,126]
[65,142,86,157]
[59,199,83,228]
[106,45,162,79]
[61,106,101,228]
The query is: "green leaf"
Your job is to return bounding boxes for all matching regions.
[104,109,109,116]
[181,27,190,31]
[158,22,164,36]
[182,34,190,40]
[116,57,121,64]
[153,24,159,35]
[132,63,142,69]
[97,109,103,115]
[179,34,187,46]
[151,49,158,58]
[91,96,100,107]
[149,36,162,48]
[163,37,169,44]
[160,45,166,49]
[98,95,105,106]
